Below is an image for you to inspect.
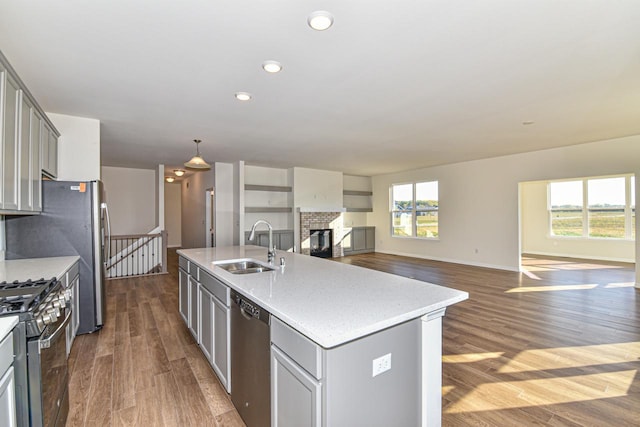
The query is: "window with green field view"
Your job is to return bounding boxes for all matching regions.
[549,175,635,239]
[391,181,438,238]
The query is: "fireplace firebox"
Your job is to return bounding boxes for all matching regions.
[310,229,333,258]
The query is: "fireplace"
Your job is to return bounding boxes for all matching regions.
[310,229,333,258]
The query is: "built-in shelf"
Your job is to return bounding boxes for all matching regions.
[343,190,373,196]
[345,207,373,213]
[245,184,292,192]
[245,207,293,213]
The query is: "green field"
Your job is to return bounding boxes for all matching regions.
[551,210,635,238]
[393,213,438,237]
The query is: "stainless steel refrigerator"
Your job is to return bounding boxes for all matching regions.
[5,180,110,334]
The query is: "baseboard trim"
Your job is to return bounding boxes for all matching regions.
[374,249,520,272]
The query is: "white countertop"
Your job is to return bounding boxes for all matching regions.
[0,256,80,283]
[0,316,18,341]
[178,246,468,348]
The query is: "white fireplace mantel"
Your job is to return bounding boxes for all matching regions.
[298,207,346,213]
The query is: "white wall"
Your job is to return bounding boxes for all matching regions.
[244,165,292,231]
[164,181,182,247]
[101,166,157,235]
[371,135,640,278]
[521,180,635,262]
[293,167,343,209]
[47,113,100,181]
[181,168,214,249]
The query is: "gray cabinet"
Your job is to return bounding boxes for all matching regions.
[178,267,189,323]
[1,69,20,211]
[0,52,57,214]
[0,327,17,427]
[271,345,321,427]
[343,227,375,255]
[212,296,230,392]
[188,276,199,340]
[29,110,42,212]
[41,123,57,178]
[178,256,231,393]
[199,286,214,362]
[244,229,295,251]
[271,315,420,426]
[18,95,41,212]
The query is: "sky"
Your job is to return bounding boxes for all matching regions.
[550,176,635,207]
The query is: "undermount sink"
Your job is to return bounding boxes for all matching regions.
[215,259,274,274]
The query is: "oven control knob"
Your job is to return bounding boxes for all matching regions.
[41,313,54,325]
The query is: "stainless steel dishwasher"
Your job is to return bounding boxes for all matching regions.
[230,290,271,427]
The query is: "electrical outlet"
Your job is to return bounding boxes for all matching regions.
[372,353,392,377]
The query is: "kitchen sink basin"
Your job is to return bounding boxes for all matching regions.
[215,259,274,274]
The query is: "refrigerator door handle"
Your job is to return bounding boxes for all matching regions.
[101,202,112,269]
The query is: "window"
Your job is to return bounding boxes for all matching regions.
[548,175,635,239]
[549,180,583,237]
[391,181,438,238]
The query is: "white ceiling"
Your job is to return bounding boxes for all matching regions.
[1,1,639,176]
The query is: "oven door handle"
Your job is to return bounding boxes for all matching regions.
[39,310,72,350]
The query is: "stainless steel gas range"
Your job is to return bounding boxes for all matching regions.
[0,278,70,427]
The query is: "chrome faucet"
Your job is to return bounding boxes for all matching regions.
[248,219,276,263]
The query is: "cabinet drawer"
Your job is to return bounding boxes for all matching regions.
[178,256,189,272]
[0,331,14,374]
[271,317,322,380]
[199,271,229,306]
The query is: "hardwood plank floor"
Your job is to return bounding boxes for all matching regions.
[67,250,638,426]
[66,249,244,427]
[335,253,639,426]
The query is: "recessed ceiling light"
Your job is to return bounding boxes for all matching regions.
[235,92,252,101]
[262,60,283,73]
[308,11,334,31]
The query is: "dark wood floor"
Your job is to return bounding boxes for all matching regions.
[67,250,639,426]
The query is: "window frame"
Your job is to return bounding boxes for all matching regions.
[548,174,635,240]
[390,180,439,240]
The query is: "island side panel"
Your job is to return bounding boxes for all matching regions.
[324,319,421,427]
[422,309,445,427]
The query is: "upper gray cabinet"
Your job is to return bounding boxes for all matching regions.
[0,50,59,214]
[41,122,57,178]
[1,66,20,211]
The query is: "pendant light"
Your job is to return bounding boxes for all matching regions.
[184,139,211,170]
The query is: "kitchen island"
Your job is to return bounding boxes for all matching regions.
[178,246,468,427]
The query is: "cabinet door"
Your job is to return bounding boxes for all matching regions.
[271,345,321,427]
[199,286,214,362]
[0,366,17,427]
[178,269,189,323]
[2,72,20,211]
[188,277,200,339]
[365,227,375,251]
[41,122,57,178]
[352,228,366,251]
[30,110,41,211]
[18,92,29,210]
[47,132,57,177]
[278,231,294,251]
[212,297,230,392]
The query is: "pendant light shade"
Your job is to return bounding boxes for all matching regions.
[184,139,211,170]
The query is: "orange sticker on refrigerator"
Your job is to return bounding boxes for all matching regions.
[79,183,86,192]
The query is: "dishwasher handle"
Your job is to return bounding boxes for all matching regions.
[232,291,270,325]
